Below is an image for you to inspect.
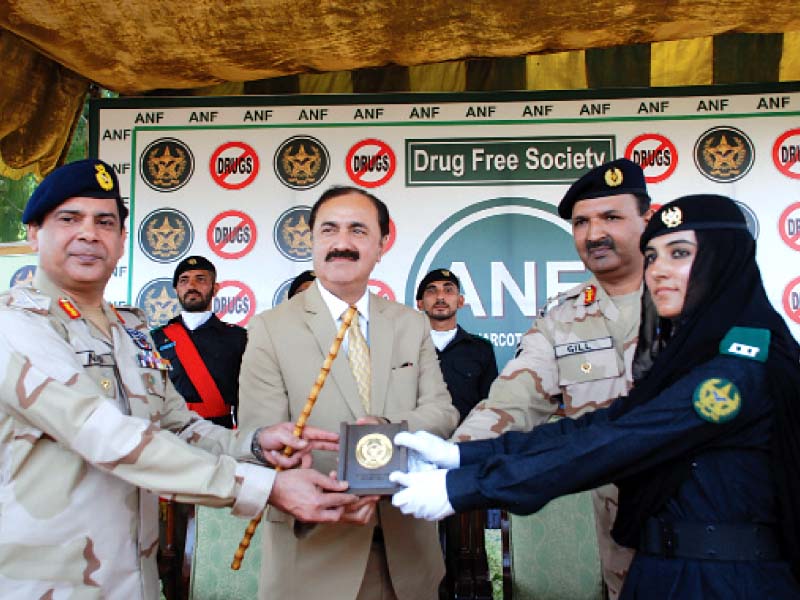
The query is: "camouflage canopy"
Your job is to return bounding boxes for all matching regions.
[1,0,799,178]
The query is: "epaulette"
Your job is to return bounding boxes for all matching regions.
[538,281,586,318]
[112,304,148,326]
[2,286,51,313]
[719,327,770,363]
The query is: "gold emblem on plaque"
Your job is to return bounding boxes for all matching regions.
[100,378,113,391]
[355,433,393,469]
[580,362,592,374]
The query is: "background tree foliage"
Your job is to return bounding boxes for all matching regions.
[0,94,93,243]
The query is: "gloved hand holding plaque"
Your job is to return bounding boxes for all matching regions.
[338,421,408,495]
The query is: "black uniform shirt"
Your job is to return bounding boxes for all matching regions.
[436,325,498,422]
[152,314,247,428]
[447,352,800,598]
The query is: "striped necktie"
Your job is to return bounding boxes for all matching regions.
[346,308,371,413]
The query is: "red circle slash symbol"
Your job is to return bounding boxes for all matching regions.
[772,129,800,179]
[782,276,800,325]
[207,210,258,259]
[778,203,800,252]
[210,142,260,190]
[345,139,396,188]
[213,280,256,326]
[624,134,678,184]
[368,279,396,301]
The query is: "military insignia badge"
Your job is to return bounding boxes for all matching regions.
[583,284,597,305]
[58,297,81,319]
[140,138,195,192]
[273,206,313,261]
[693,377,742,424]
[661,206,683,228]
[273,135,330,190]
[94,163,115,191]
[136,278,180,328]
[693,126,754,183]
[138,208,193,263]
[604,166,623,187]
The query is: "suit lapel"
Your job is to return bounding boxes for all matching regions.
[303,285,366,419]
[368,294,393,417]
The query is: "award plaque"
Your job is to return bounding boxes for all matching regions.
[338,421,408,495]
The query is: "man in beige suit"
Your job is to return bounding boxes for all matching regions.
[239,186,459,600]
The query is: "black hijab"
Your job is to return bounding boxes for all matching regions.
[609,195,800,578]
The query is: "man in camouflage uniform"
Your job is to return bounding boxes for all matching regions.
[0,159,357,599]
[452,158,652,598]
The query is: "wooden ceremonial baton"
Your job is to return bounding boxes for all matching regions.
[231,305,358,570]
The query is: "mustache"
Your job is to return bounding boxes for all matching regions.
[325,249,359,261]
[585,237,616,252]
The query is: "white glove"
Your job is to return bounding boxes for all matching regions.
[389,469,454,521]
[394,430,460,469]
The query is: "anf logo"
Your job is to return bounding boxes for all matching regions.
[274,136,330,190]
[693,126,754,183]
[140,138,195,192]
[136,278,179,327]
[273,206,312,261]
[138,208,194,263]
[406,198,585,368]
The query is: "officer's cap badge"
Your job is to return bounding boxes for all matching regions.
[95,163,115,191]
[661,207,683,228]
[604,167,623,187]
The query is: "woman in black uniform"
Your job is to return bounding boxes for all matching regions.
[391,194,800,598]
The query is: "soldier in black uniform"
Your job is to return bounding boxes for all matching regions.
[416,269,498,423]
[393,195,800,598]
[152,256,247,428]
[416,268,498,600]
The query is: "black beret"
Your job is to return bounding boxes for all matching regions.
[287,270,317,299]
[558,158,648,219]
[23,158,123,224]
[416,268,461,301]
[173,255,216,287]
[640,194,749,251]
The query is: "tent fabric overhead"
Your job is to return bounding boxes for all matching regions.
[3,1,799,92]
[1,1,799,178]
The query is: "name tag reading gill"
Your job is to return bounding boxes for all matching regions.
[554,336,613,358]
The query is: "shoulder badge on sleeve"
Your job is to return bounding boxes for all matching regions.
[693,377,741,424]
[719,327,770,363]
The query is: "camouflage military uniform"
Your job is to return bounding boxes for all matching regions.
[452,276,639,599]
[0,272,274,599]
